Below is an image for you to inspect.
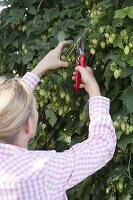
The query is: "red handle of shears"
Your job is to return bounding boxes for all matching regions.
[74,54,86,92]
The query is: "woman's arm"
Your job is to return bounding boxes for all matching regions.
[44,96,116,192]
[22,42,116,192]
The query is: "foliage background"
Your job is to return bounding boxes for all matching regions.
[0,0,133,199]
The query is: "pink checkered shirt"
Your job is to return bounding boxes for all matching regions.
[0,72,116,200]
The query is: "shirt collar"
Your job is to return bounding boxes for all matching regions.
[0,143,27,156]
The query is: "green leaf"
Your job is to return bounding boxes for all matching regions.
[7,61,15,70]
[117,60,126,68]
[61,0,81,8]
[76,121,85,134]
[22,52,33,65]
[117,135,133,151]
[9,9,25,19]
[109,195,116,200]
[2,40,10,49]
[112,18,123,27]
[22,0,38,7]
[27,6,37,15]
[60,19,75,31]
[77,176,92,198]
[122,194,131,200]
[43,8,59,22]
[57,133,71,144]
[114,6,133,19]
[45,109,57,127]
[28,139,37,150]
[102,0,113,9]
[127,57,133,66]
[5,17,15,26]
[127,6,133,19]
[114,7,128,19]
[113,35,124,49]
[12,40,18,48]
[131,74,133,82]
[58,31,66,42]
[104,52,119,63]
[130,115,133,125]
[2,32,17,49]
[120,86,133,113]
[103,65,113,89]
[111,167,124,181]
[121,66,133,78]
[70,136,83,147]
[48,73,62,84]
[6,53,21,69]
[64,118,74,130]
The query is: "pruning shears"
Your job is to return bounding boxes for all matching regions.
[74,39,86,92]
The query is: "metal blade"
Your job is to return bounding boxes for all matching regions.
[76,38,85,57]
[79,39,84,54]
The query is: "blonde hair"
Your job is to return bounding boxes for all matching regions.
[0,76,33,144]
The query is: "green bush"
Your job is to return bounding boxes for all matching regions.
[0,0,133,199]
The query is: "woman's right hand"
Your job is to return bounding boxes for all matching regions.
[72,66,101,97]
[31,41,70,78]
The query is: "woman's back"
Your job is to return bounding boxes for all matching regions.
[0,143,61,199]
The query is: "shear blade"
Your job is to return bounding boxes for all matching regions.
[77,38,84,54]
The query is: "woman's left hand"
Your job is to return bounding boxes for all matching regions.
[32,41,70,78]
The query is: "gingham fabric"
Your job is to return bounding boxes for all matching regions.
[0,72,116,200]
[22,72,40,90]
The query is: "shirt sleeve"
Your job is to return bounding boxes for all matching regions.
[44,96,116,193]
[22,72,40,90]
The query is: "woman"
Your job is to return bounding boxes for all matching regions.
[0,41,116,200]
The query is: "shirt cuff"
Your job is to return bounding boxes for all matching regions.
[89,96,110,117]
[22,72,40,91]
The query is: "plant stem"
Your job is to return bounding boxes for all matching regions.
[66,23,92,56]
[128,145,132,179]
[33,0,44,25]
